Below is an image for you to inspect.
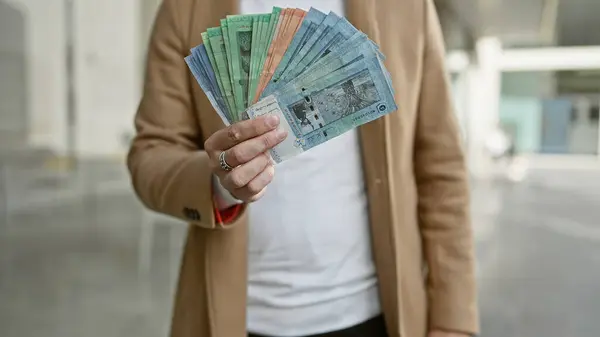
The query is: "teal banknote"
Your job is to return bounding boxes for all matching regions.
[278,17,358,89]
[264,31,383,97]
[246,54,396,163]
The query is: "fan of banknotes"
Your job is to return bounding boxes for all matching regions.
[185,7,397,163]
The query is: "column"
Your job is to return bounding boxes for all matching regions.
[464,37,503,179]
[596,97,600,158]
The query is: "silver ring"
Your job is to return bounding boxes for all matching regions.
[219,151,234,172]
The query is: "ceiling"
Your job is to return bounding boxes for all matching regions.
[437,0,600,49]
[556,0,600,46]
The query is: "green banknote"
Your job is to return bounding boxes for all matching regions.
[201,32,232,120]
[220,19,235,92]
[266,7,282,47]
[248,17,261,105]
[248,14,271,104]
[227,15,254,118]
[249,18,260,101]
[206,27,236,116]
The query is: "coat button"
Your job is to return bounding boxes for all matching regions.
[183,207,201,221]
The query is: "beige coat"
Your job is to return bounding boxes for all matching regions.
[128,0,479,336]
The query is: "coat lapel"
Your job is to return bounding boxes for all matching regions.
[346,0,401,335]
[185,2,250,337]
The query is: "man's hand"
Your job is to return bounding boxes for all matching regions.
[428,330,471,337]
[204,115,287,203]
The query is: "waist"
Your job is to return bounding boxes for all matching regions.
[248,314,387,337]
[247,282,381,336]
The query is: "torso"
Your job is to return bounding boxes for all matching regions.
[176,0,432,336]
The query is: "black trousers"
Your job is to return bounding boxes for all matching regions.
[248,315,388,337]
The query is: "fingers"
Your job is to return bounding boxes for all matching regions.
[232,165,275,201]
[246,187,267,202]
[220,153,271,190]
[205,115,284,203]
[222,128,287,167]
[204,115,281,152]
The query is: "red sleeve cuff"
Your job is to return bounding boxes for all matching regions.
[214,204,243,225]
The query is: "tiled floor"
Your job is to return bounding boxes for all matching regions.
[473,169,600,337]
[1,163,599,337]
[0,161,187,337]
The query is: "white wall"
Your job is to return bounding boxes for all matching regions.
[463,38,503,179]
[74,0,141,157]
[6,0,143,157]
[6,0,68,154]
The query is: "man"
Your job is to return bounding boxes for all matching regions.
[128,0,479,336]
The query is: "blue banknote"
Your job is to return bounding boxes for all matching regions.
[193,46,224,106]
[185,54,231,125]
[276,17,358,87]
[274,12,341,83]
[267,32,384,97]
[246,54,397,163]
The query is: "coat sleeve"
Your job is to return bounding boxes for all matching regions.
[414,0,480,334]
[127,0,244,229]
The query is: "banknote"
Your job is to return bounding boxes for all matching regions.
[226,15,255,118]
[185,54,230,126]
[257,12,278,86]
[255,9,305,100]
[206,27,237,115]
[271,9,306,74]
[201,32,231,116]
[255,8,290,101]
[271,32,380,97]
[256,9,302,97]
[246,55,396,163]
[264,7,282,52]
[276,12,340,84]
[191,45,229,118]
[248,14,271,104]
[277,17,358,88]
[249,18,260,94]
[262,30,382,97]
[258,7,282,85]
[220,19,235,92]
[267,8,327,89]
[186,6,398,141]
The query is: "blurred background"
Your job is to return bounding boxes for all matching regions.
[1,0,599,336]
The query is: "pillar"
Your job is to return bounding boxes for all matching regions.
[464,37,502,179]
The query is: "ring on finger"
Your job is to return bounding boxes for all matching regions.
[219,151,234,172]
